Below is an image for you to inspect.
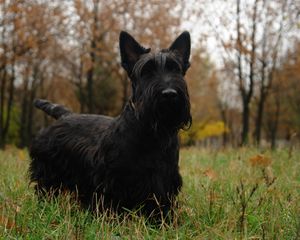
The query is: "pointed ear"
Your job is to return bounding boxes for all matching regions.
[169,31,191,74]
[119,31,150,75]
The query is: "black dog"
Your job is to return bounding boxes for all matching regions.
[29,31,192,219]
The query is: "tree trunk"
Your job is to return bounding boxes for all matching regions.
[86,0,100,114]
[78,57,85,113]
[86,56,94,113]
[254,88,266,146]
[27,85,36,147]
[219,104,228,147]
[0,1,7,149]
[240,0,257,146]
[241,99,250,145]
[270,98,280,150]
[2,60,15,148]
[0,68,7,148]
[19,78,29,148]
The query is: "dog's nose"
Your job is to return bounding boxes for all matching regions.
[162,88,178,98]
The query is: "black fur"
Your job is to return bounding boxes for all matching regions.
[29,31,192,219]
[33,99,71,120]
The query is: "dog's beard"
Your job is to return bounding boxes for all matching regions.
[136,89,191,133]
[156,91,191,131]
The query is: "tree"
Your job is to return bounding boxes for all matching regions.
[237,0,258,145]
[0,0,73,147]
[182,47,226,146]
[72,0,185,115]
[0,1,21,148]
[196,0,299,146]
[284,42,300,125]
[16,1,69,147]
[263,40,300,149]
[195,0,259,145]
[72,0,116,113]
[253,0,299,146]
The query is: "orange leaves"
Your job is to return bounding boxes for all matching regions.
[8,2,21,14]
[203,168,218,181]
[249,154,276,187]
[0,215,16,230]
[0,200,20,232]
[249,154,271,168]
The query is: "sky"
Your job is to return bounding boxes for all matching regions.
[181,0,299,67]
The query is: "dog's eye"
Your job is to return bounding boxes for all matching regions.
[165,61,181,73]
[140,61,155,77]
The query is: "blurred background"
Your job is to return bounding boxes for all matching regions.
[0,0,299,149]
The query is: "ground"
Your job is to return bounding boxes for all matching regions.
[0,146,299,239]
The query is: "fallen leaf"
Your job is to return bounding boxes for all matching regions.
[249,154,272,167]
[203,168,218,180]
[0,216,16,230]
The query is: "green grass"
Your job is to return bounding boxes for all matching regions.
[0,147,300,239]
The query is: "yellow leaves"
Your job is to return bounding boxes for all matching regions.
[180,120,229,145]
[18,150,26,161]
[197,121,229,139]
[249,154,272,168]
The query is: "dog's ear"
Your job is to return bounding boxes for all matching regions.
[169,31,191,74]
[119,31,150,75]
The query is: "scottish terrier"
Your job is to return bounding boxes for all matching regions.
[29,31,192,219]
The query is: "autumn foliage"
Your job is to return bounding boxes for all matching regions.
[0,0,299,148]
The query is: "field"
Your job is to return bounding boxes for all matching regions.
[0,147,299,239]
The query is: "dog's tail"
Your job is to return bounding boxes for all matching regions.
[34,99,72,120]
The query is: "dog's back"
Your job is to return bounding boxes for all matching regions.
[30,103,114,204]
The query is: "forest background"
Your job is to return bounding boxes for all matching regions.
[0,0,299,149]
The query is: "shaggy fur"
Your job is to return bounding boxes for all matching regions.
[29,31,192,219]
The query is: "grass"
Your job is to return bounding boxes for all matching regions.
[0,146,300,239]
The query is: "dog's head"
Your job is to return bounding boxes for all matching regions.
[120,31,192,132]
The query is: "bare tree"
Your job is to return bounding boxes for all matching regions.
[254,0,299,146]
